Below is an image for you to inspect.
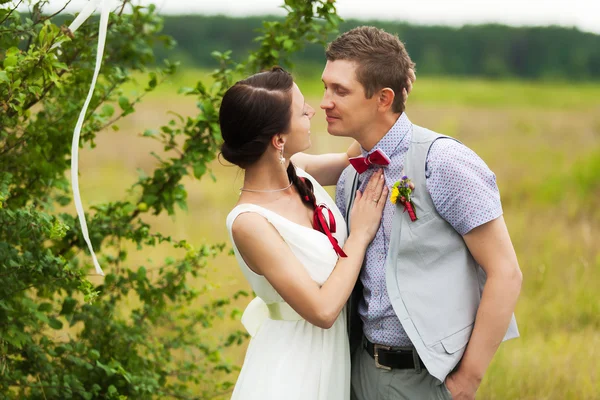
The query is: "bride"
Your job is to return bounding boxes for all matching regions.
[221,67,390,399]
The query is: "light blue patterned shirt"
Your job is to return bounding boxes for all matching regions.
[335,113,503,346]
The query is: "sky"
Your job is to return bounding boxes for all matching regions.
[28,0,600,34]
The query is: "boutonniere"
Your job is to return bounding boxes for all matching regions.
[390,176,417,221]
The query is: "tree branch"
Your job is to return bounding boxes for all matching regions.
[40,0,73,23]
[0,276,66,300]
[117,0,129,17]
[0,0,24,25]
[0,126,28,156]
[2,14,121,123]
[37,374,48,400]
[97,73,171,132]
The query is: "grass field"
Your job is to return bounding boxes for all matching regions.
[78,69,600,399]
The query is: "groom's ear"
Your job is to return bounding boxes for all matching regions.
[377,88,395,112]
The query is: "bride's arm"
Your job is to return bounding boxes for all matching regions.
[231,170,387,329]
[291,140,361,186]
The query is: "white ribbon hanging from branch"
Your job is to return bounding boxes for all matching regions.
[61,0,116,276]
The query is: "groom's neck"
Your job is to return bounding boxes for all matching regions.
[357,112,401,152]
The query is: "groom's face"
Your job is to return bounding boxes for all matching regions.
[320,60,377,139]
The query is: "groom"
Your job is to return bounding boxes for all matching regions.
[321,27,522,399]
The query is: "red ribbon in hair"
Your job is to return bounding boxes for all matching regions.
[300,178,347,258]
[313,202,347,258]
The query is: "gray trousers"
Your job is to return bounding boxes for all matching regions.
[351,345,453,400]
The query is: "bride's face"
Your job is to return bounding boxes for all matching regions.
[284,83,314,157]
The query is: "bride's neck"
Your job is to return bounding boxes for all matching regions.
[242,157,292,192]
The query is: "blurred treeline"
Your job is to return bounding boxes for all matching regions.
[47,13,600,80]
[153,15,600,80]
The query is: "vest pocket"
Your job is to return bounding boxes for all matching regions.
[408,214,459,266]
[440,324,473,354]
[408,210,435,227]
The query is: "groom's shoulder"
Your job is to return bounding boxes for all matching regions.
[411,124,476,156]
[427,135,493,179]
[411,124,456,143]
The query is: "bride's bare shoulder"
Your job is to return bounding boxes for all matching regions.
[230,209,271,240]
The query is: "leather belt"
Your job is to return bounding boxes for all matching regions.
[364,337,425,371]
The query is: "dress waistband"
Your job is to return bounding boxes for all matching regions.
[266,302,303,321]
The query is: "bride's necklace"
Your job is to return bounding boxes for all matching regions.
[239,181,293,193]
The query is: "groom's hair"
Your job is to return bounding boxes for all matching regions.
[326,26,415,114]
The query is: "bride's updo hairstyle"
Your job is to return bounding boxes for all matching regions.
[219,67,316,207]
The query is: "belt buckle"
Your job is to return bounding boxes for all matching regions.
[373,344,392,370]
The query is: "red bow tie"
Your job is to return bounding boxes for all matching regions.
[348,149,391,174]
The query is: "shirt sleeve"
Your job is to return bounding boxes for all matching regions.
[335,167,348,220]
[425,138,503,235]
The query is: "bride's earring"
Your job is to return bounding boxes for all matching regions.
[279,145,285,164]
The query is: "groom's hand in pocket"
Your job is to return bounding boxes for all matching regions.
[444,370,479,400]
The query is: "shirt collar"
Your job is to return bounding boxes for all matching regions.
[361,113,411,158]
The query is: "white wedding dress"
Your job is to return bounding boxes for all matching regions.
[226,168,350,400]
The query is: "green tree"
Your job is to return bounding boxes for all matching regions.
[154,15,600,81]
[0,0,339,398]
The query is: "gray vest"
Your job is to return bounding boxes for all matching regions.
[344,125,519,383]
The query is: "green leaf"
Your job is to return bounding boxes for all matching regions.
[48,317,63,330]
[200,99,215,116]
[5,47,19,56]
[143,129,158,137]
[97,360,116,377]
[60,297,77,315]
[55,345,67,356]
[89,349,100,361]
[283,39,294,51]
[118,96,131,113]
[193,163,206,179]
[147,72,157,89]
[39,24,48,46]
[178,86,196,95]
[38,303,53,312]
[233,290,249,300]
[3,55,17,68]
[196,81,207,95]
[28,86,42,97]
[101,104,115,117]
[143,194,158,205]
[35,311,49,324]
[3,331,28,349]
[0,71,8,83]
[118,96,128,109]
[52,60,68,70]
